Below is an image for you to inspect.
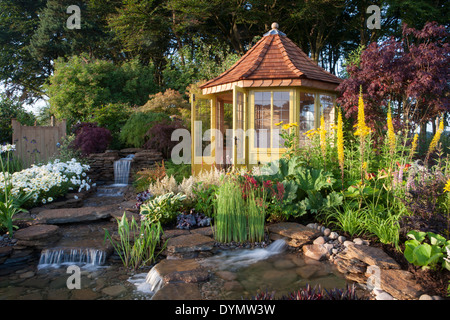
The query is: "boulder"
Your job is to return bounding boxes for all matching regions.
[152,283,202,300]
[345,243,400,270]
[268,222,321,247]
[35,206,112,224]
[371,269,426,300]
[165,233,214,254]
[13,225,60,248]
[302,244,329,261]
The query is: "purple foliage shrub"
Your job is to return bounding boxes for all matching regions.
[143,120,187,159]
[71,122,112,156]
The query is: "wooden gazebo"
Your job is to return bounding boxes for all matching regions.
[191,23,342,175]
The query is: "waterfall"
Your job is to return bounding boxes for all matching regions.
[113,154,134,186]
[201,239,287,271]
[38,248,107,269]
[127,267,164,298]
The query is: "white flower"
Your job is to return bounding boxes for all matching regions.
[47,197,53,202]
[0,144,16,153]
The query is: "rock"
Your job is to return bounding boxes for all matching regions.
[370,269,425,300]
[338,236,346,243]
[190,227,214,237]
[19,271,35,279]
[376,292,394,300]
[346,244,400,270]
[152,283,202,300]
[323,228,331,237]
[295,265,317,279]
[343,240,354,247]
[165,233,214,254]
[35,206,112,224]
[71,289,101,300]
[329,232,339,240]
[153,258,209,285]
[102,285,127,297]
[419,294,433,300]
[273,259,296,269]
[223,281,243,291]
[353,238,364,245]
[215,271,237,281]
[161,229,190,241]
[313,236,326,245]
[268,222,321,247]
[0,246,13,263]
[13,225,60,248]
[302,244,329,261]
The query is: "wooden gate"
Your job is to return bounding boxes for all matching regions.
[11,118,67,168]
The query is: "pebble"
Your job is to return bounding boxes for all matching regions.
[338,236,346,243]
[323,228,331,237]
[353,238,364,245]
[313,237,326,245]
[329,232,339,240]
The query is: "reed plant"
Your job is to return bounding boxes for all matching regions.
[104,213,165,270]
[214,179,266,243]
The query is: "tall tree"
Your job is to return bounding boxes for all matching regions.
[0,0,47,102]
[337,22,449,137]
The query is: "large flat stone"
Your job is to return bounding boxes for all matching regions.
[153,258,209,284]
[268,222,321,247]
[151,283,202,300]
[345,243,400,270]
[14,225,60,248]
[372,269,426,300]
[165,233,214,254]
[35,206,112,224]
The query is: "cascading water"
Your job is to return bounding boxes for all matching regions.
[38,247,107,269]
[201,239,287,271]
[127,267,164,299]
[113,154,134,186]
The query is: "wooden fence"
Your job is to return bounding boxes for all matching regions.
[11,118,67,168]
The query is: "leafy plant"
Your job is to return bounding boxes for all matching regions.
[193,182,218,218]
[176,210,211,230]
[139,192,187,225]
[322,201,366,237]
[143,120,188,159]
[120,112,170,148]
[71,122,112,156]
[104,213,165,270]
[0,144,32,236]
[404,230,450,271]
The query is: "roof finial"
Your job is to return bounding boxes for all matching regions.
[264,22,285,36]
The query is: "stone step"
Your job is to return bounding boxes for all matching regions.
[34,206,115,225]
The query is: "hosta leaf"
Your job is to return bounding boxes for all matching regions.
[407,230,426,242]
[413,243,432,266]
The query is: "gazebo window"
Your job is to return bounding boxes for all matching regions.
[320,94,335,131]
[299,92,316,144]
[254,91,290,149]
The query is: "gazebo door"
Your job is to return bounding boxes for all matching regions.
[191,93,215,174]
[233,86,247,167]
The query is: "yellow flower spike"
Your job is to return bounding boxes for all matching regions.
[444,179,450,193]
[409,133,419,159]
[275,121,284,126]
[354,90,371,138]
[387,103,396,153]
[337,109,345,173]
[427,117,444,157]
[282,124,290,130]
[319,114,326,155]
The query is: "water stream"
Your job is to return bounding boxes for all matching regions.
[113,154,134,186]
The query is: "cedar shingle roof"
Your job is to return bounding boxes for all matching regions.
[200,24,342,92]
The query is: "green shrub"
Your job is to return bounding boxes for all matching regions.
[404,230,450,271]
[139,192,186,225]
[120,112,170,148]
